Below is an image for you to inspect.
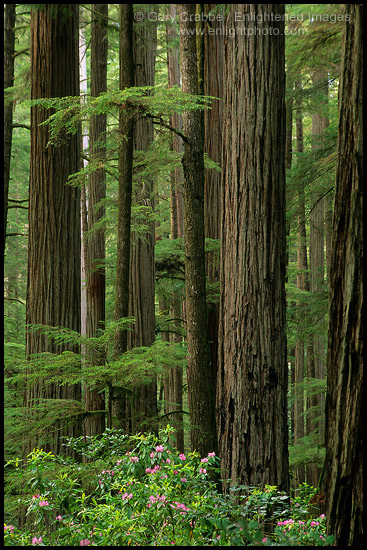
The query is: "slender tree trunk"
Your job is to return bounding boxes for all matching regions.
[125,7,157,434]
[294,78,307,486]
[84,4,108,437]
[25,4,81,456]
[306,68,328,486]
[178,4,218,456]
[203,3,223,400]
[217,4,289,492]
[112,5,135,428]
[166,3,184,451]
[4,4,16,255]
[324,5,362,546]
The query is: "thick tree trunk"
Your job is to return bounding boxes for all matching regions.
[217,4,289,491]
[4,4,16,255]
[25,4,81,455]
[84,4,108,437]
[178,4,218,456]
[324,5,363,546]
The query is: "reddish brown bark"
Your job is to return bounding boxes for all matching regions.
[25,4,81,455]
[178,4,218,456]
[324,5,363,545]
[217,4,289,491]
[84,4,108,437]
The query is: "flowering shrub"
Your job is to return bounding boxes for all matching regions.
[4,426,333,546]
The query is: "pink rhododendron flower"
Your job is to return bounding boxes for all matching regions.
[155,445,164,452]
[121,492,133,500]
[80,539,91,546]
[178,453,186,460]
[32,536,43,545]
[130,456,139,463]
[201,457,208,463]
[39,500,49,507]
[208,452,216,457]
[56,515,63,521]
[199,468,207,474]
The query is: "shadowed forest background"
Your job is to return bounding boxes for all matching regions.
[4,4,362,547]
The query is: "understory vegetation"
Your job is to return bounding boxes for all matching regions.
[4,427,333,547]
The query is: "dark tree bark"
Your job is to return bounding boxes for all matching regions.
[84,4,108,437]
[306,68,328,487]
[25,4,81,455]
[125,7,157,433]
[324,5,363,546]
[217,4,289,491]
[293,78,308,486]
[4,4,16,255]
[166,4,184,451]
[112,4,135,428]
[178,4,218,456]
[203,3,224,400]
[114,4,134,356]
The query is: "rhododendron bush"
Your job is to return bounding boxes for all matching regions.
[4,427,333,546]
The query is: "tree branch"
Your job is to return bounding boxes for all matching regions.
[12,123,31,130]
[8,198,29,203]
[4,297,26,305]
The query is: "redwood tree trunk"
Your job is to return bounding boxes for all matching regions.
[112,4,134,428]
[125,7,157,433]
[178,4,218,456]
[217,4,289,491]
[25,4,81,455]
[4,3,16,255]
[203,3,223,399]
[166,4,184,450]
[84,3,108,437]
[324,5,362,546]
[306,68,328,487]
[294,78,308,486]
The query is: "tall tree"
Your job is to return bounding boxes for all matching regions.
[203,3,224,397]
[324,4,363,546]
[4,3,16,255]
[178,3,218,456]
[24,4,81,455]
[84,4,108,437]
[217,4,289,491]
[125,8,157,433]
[166,4,184,450]
[306,67,328,487]
[112,4,134,428]
[293,78,308,486]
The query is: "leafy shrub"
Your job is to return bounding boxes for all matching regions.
[4,426,333,546]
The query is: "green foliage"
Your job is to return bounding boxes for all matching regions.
[4,427,333,546]
[4,323,187,457]
[25,85,216,146]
